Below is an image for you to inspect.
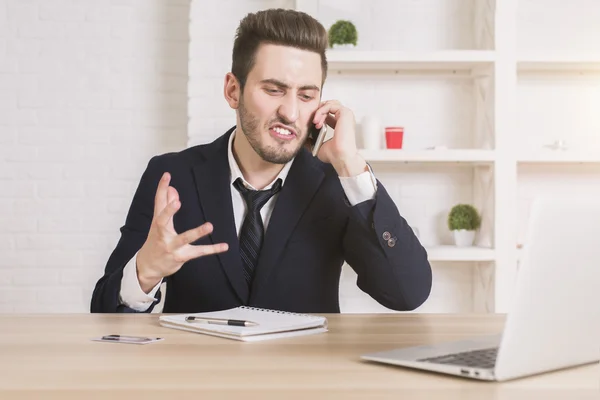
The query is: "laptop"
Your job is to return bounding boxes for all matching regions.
[361,196,600,381]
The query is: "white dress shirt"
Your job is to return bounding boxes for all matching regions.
[119,130,378,311]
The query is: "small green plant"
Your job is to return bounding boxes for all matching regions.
[328,20,358,47]
[448,204,481,231]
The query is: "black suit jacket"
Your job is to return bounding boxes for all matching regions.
[91,127,432,313]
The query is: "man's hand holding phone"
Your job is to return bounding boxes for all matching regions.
[311,100,367,178]
[135,172,229,293]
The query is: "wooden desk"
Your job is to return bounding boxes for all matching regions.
[0,314,597,399]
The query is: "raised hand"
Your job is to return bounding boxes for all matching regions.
[311,100,367,178]
[136,172,229,293]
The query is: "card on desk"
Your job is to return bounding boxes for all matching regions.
[91,334,164,345]
[159,306,328,342]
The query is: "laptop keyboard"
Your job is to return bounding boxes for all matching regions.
[417,347,498,369]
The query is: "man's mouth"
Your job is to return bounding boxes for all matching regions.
[273,127,293,136]
[269,124,297,141]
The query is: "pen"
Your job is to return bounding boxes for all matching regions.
[185,316,258,327]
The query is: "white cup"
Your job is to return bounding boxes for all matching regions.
[360,116,382,150]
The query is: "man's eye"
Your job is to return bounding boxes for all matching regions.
[300,95,313,101]
[265,89,281,94]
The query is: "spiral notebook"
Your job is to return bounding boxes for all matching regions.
[158,306,328,342]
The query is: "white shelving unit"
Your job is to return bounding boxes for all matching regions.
[517,151,600,164]
[326,50,495,72]
[518,56,600,71]
[358,149,496,164]
[294,0,599,313]
[426,246,496,262]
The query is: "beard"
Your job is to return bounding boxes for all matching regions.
[238,96,306,165]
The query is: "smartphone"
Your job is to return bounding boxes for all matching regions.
[308,123,328,157]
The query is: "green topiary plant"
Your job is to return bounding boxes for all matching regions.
[328,20,358,47]
[448,204,481,231]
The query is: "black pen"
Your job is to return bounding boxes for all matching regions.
[185,316,258,327]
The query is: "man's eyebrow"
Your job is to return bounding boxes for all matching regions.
[260,79,320,92]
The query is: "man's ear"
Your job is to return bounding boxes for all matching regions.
[224,72,241,109]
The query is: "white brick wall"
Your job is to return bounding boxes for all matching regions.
[0,0,189,313]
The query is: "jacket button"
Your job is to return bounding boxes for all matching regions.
[388,238,396,247]
[382,231,391,240]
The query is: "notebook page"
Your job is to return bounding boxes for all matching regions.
[159,320,328,342]
[159,306,327,337]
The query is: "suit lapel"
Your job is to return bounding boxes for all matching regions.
[192,128,249,304]
[251,149,325,298]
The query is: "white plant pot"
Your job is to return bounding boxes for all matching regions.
[331,43,356,50]
[452,229,476,247]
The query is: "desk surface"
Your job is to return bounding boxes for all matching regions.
[0,313,597,399]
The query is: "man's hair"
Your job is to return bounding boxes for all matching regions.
[231,8,328,91]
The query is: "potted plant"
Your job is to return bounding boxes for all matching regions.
[447,204,481,247]
[328,20,358,49]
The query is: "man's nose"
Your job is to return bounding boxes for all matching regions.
[277,94,300,123]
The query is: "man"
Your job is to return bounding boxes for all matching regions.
[91,8,432,314]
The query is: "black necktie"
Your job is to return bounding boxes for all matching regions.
[233,178,282,287]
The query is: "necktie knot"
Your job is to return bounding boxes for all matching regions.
[233,178,282,212]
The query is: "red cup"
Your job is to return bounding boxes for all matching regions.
[385,127,404,149]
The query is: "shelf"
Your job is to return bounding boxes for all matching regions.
[358,149,495,164]
[426,246,495,262]
[517,151,600,164]
[326,50,495,72]
[518,56,600,71]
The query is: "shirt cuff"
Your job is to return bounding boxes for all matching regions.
[119,251,162,312]
[338,164,377,206]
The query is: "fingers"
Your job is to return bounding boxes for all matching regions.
[313,100,341,119]
[164,186,179,230]
[153,172,171,217]
[315,113,327,129]
[313,100,342,128]
[167,186,179,205]
[168,222,229,265]
[155,197,180,228]
[176,242,229,263]
[170,222,214,250]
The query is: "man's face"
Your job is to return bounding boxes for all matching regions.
[237,43,322,164]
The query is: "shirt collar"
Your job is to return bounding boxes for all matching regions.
[227,129,294,191]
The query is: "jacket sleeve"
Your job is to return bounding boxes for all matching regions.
[90,156,164,313]
[342,180,432,311]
